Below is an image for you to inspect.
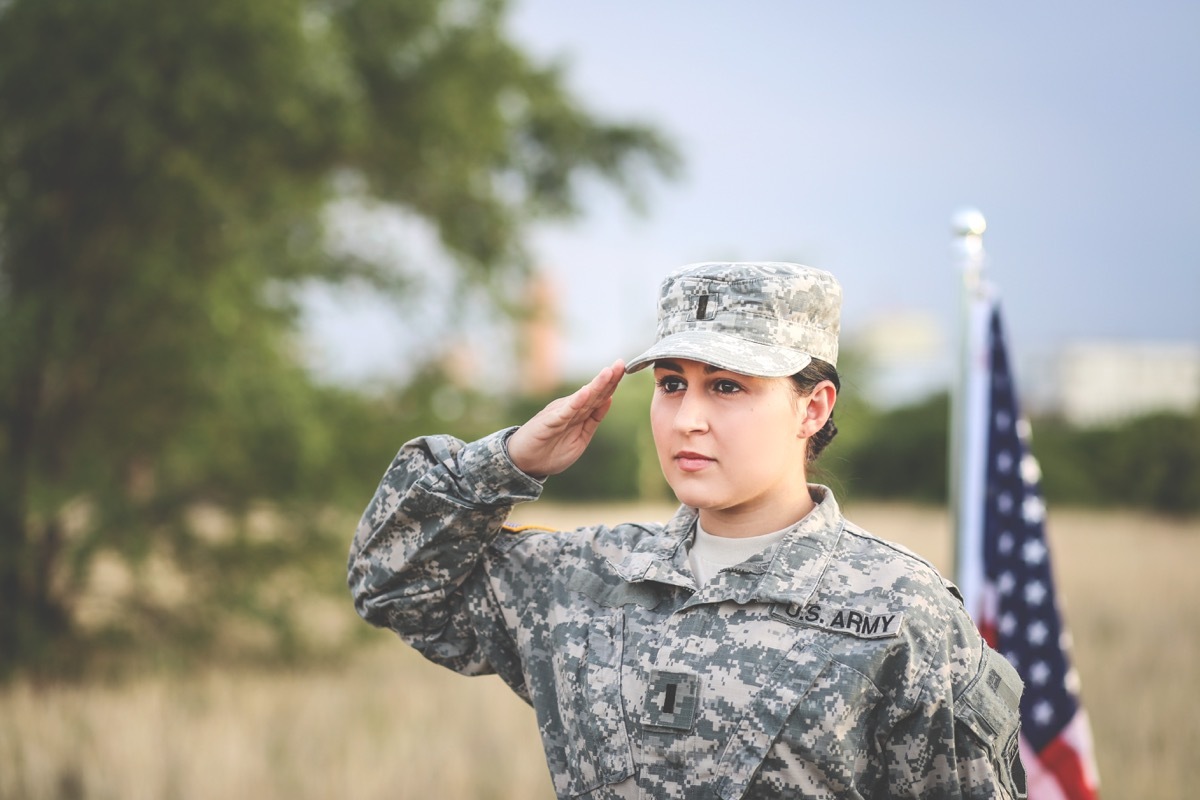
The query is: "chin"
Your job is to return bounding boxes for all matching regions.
[667,484,723,512]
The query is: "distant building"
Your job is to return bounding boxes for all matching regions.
[519,271,562,395]
[851,311,950,408]
[1026,341,1200,426]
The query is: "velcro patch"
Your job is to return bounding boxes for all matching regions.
[567,570,662,609]
[771,601,904,639]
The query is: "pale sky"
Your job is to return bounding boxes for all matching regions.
[304,1,1200,401]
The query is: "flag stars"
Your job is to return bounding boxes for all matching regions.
[977,312,1097,771]
[1021,454,1042,484]
[1023,495,1046,525]
[1022,539,1047,566]
[1033,699,1055,727]
[1066,667,1082,696]
[1027,620,1050,645]
[1024,581,1048,606]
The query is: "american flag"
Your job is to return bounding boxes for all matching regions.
[956,296,1101,799]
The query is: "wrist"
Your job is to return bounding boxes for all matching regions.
[502,427,547,482]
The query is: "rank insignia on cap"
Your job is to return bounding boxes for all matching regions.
[691,287,719,321]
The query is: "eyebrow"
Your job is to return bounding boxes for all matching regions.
[653,360,725,375]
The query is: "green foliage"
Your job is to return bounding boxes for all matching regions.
[831,397,1200,514]
[824,394,1200,515]
[332,0,679,277]
[803,350,878,498]
[833,393,950,505]
[1116,412,1200,514]
[0,0,676,676]
[1036,409,1200,515]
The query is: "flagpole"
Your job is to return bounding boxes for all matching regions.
[949,208,989,615]
[946,213,1102,798]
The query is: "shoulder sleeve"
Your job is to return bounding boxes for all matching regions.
[883,599,1027,799]
[346,428,544,683]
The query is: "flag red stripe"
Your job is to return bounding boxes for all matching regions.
[978,619,998,650]
[1040,735,1098,800]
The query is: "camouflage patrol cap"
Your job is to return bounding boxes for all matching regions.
[625,261,841,377]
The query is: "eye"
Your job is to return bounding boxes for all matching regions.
[656,375,686,394]
[713,378,743,395]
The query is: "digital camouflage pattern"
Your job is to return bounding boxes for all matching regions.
[349,429,1027,799]
[624,261,842,378]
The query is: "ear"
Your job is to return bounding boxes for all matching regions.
[797,380,837,439]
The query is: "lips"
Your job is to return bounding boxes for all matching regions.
[674,450,715,472]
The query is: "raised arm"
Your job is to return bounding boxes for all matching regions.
[347,360,625,677]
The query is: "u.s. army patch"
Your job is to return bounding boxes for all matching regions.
[771,601,904,639]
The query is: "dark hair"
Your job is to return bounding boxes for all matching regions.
[790,359,840,463]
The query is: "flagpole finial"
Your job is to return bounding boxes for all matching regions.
[952,208,988,285]
[952,208,987,238]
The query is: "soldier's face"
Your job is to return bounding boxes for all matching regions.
[650,358,811,532]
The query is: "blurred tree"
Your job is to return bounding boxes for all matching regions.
[804,345,876,500]
[836,392,950,505]
[0,0,677,675]
[1036,409,1200,515]
[1112,411,1200,514]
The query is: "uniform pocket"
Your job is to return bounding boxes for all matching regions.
[956,647,1027,799]
[549,605,634,797]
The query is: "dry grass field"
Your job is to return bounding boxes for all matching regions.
[2,501,1197,799]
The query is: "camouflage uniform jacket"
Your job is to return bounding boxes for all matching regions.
[349,430,1026,800]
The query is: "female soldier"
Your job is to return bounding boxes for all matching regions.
[348,261,1026,799]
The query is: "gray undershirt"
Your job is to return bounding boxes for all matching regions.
[687,519,790,586]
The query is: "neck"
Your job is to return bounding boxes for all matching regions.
[698,490,816,539]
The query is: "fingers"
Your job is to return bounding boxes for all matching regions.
[562,361,623,443]
[598,358,625,400]
[592,359,626,405]
[524,360,627,439]
[565,359,625,420]
[589,361,624,422]
[507,359,625,477]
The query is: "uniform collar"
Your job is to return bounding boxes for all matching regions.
[739,486,845,606]
[606,504,698,590]
[608,486,846,604]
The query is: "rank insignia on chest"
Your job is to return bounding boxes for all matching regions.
[771,602,904,639]
[643,670,700,731]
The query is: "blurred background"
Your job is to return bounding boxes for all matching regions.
[1,1,1196,798]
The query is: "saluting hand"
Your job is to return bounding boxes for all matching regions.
[507,359,625,478]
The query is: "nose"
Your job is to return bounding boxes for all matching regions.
[673,387,709,434]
